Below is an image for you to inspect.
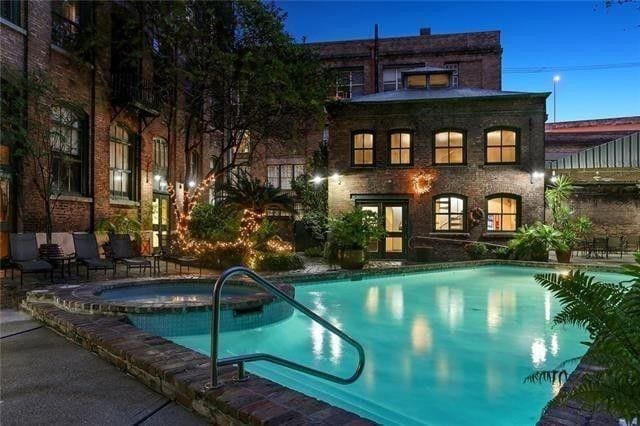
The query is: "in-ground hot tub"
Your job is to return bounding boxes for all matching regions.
[31,277,295,334]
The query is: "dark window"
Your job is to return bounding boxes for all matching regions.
[267,164,304,190]
[189,150,200,182]
[434,130,465,164]
[486,128,518,164]
[109,123,134,200]
[444,63,459,87]
[486,195,520,232]
[335,68,364,99]
[352,132,374,166]
[382,64,423,91]
[1,0,22,26]
[389,132,411,165]
[153,137,168,192]
[50,106,85,195]
[433,194,466,231]
[51,1,85,50]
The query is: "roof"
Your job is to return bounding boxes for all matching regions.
[346,88,550,104]
[545,116,640,133]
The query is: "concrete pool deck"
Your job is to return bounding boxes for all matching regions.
[0,308,208,426]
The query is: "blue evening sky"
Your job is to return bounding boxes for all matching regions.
[277,1,640,122]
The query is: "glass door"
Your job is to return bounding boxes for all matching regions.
[152,195,169,251]
[358,202,407,259]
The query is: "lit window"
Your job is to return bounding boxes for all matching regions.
[389,132,411,165]
[237,131,251,154]
[109,123,134,200]
[486,195,519,232]
[433,195,465,231]
[352,133,374,166]
[267,164,304,189]
[428,73,450,88]
[335,69,364,99]
[486,129,518,164]
[153,137,168,192]
[434,131,465,164]
[383,64,423,91]
[405,74,427,89]
[50,106,85,194]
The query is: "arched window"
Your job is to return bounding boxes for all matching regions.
[485,128,518,164]
[51,106,85,194]
[433,194,466,231]
[486,194,520,232]
[109,123,134,200]
[434,130,465,164]
[389,131,412,165]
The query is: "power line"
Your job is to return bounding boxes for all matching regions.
[504,61,640,74]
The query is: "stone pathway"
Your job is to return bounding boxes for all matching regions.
[0,309,208,425]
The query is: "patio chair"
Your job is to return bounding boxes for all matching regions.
[9,233,53,286]
[160,246,202,275]
[73,233,116,278]
[108,234,151,277]
[592,237,608,259]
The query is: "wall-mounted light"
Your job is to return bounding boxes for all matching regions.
[530,170,544,183]
[331,172,341,185]
[188,180,196,188]
[312,175,323,185]
[550,170,557,183]
[154,174,162,182]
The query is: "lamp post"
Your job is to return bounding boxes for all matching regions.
[553,75,560,123]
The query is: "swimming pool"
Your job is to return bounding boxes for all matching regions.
[133,265,628,425]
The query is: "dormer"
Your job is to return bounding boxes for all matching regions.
[402,67,453,90]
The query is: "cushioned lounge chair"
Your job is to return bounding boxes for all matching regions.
[9,233,53,286]
[73,233,116,278]
[108,234,151,277]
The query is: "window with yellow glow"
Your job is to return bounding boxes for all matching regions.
[405,74,427,89]
[486,195,519,231]
[486,129,518,164]
[433,195,465,231]
[428,73,450,88]
[352,133,374,166]
[434,131,464,164]
[389,132,411,165]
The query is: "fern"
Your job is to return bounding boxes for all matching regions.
[528,253,640,421]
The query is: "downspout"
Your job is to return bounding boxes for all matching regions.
[89,3,96,231]
[373,24,379,93]
[14,0,30,232]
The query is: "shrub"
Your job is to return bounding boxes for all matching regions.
[508,223,565,262]
[491,246,512,260]
[464,242,487,259]
[189,203,240,242]
[304,246,324,257]
[328,208,385,250]
[198,245,247,270]
[252,219,278,251]
[256,252,304,271]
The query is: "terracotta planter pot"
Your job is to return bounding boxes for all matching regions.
[556,250,572,264]
[339,249,366,270]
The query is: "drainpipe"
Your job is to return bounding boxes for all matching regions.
[373,24,379,93]
[89,3,96,232]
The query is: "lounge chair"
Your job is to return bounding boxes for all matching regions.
[108,234,151,277]
[73,233,115,278]
[9,233,53,286]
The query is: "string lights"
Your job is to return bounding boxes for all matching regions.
[412,170,437,195]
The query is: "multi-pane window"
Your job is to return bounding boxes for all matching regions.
[229,165,250,186]
[433,195,465,231]
[1,0,22,26]
[486,195,519,232]
[189,150,200,182]
[51,0,82,49]
[428,73,450,88]
[434,131,465,164]
[109,123,133,200]
[153,137,168,192]
[50,106,84,194]
[486,128,518,164]
[266,164,304,190]
[352,132,374,166]
[444,63,459,87]
[382,64,422,91]
[389,132,411,165]
[335,69,364,99]
[237,131,251,154]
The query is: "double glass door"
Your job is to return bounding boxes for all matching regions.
[152,194,169,251]
[359,202,407,259]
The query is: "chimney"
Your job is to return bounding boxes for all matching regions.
[419,27,431,36]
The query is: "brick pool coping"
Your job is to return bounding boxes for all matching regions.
[23,259,627,425]
[23,301,374,425]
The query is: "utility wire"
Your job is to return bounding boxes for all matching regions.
[504,61,640,74]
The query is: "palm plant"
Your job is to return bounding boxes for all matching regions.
[526,253,640,423]
[222,169,293,214]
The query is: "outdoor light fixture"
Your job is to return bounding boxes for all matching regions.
[312,175,323,184]
[530,171,544,183]
[331,172,340,180]
[154,174,161,181]
[550,170,558,183]
[188,180,196,188]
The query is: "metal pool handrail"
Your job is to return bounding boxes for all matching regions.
[209,266,366,388]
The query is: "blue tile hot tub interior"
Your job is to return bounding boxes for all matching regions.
[127,265,629,425]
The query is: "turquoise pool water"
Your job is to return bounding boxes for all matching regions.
[99,283,256,304]
[143,266,628,425]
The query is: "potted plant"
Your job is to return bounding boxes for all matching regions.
[327,208,385,269]
[509,223,564,262]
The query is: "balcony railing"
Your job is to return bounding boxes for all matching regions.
[111,73,161,115]
[51,12,80,50]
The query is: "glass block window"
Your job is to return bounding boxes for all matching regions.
[486,128,518,164]
[434,131,465,164]
[352,132,374,166]
[50,106,84,194]
[433,195,465,231]
[389,132,411,165]
[487,195,519,232]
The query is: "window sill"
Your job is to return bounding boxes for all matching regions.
[482,232,516,239]
[53,195,93,203]
[1,18,26,35]
[110,199,140,207]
